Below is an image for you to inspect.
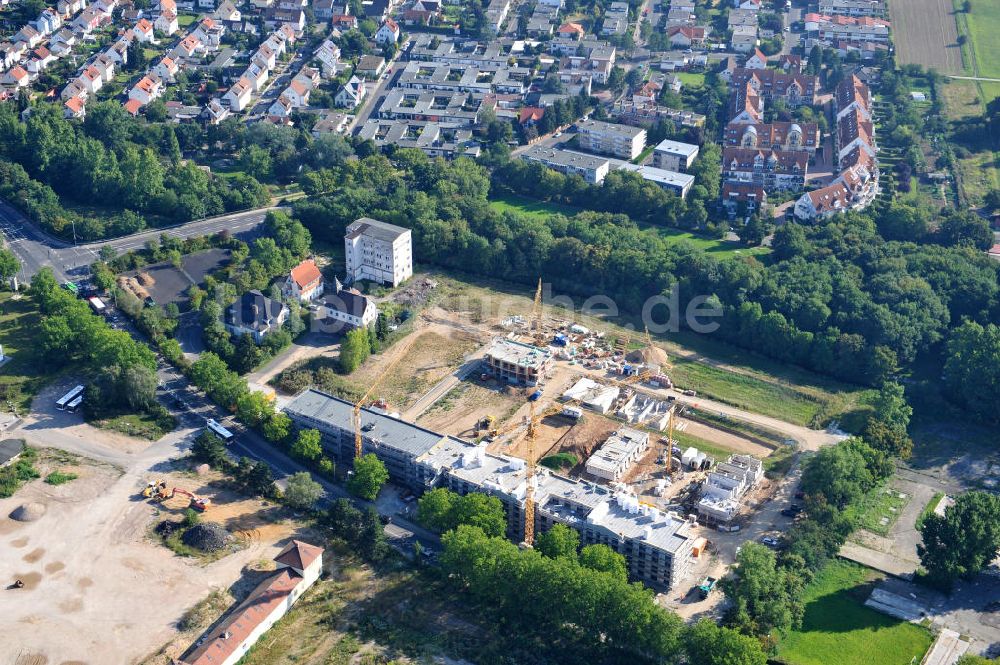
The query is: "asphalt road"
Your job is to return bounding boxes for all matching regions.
[0,203,275,283]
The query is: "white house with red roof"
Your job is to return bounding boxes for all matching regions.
[745,48,768,70]
[79,65,103,93]
[133,17,155,42]
[2,65,29,87]
[374,17,400,44]
[284,258,325,302]
[153,55,178,81]
[129,74,163,105]
[64,95,86,118]
[179,541,324,665]
[155,8,178,34]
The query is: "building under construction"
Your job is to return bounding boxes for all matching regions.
[584,427,649,482]
[284,388,699,589]
[483,338,553,386]
[696,454,764,525]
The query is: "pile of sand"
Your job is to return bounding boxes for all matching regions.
[626,346,670,367]
[10,502,46,522]
[182,523,233,552]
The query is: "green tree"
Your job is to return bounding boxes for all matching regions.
[417,487,457,531]
[684,619,767,665]
[536,523,580,559]
[578,544,628,583]
[347,453,388,500]
[191,430,228,468]
[339,327,371,373]
[721,543,805,637]
[263,412,292,443]
[943,321,1000,422]
[918,491,1000,587]
[290,428,322,461]
[0,248,19,281]
[283,471,323,511]
[870,382,912,432]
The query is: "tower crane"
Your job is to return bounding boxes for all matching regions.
[353,333,419,459]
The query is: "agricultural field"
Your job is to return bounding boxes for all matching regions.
[960,0,1000,79]
[889,0,962,74]
[776,561,933,665]
[938,79,1000,206]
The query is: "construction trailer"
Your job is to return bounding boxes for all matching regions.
[283,388,700,590]
[482,338,553,386]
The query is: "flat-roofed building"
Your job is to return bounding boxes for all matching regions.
[575,118,647,160]
[483,338,552,386]
[585,428,649,481]
[379,89,486,125]
[652,139,700,171]
[344,217,413,287]
[617,163,696,198]
[521,145,611,184]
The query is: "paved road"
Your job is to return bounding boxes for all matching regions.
[782,5,803,55]
[350,42,408,133]
[0,203,275,283]
[948,75,1000,82]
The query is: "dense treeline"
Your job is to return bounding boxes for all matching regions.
[0,103,269,240]
[293,149,999,393]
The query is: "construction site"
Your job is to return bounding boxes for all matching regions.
[279,279,794,597]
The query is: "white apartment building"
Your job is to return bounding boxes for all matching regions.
[344,217,413,287]
[575,118,647,160]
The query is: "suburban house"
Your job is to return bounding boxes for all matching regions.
[224,76,252,111]
[203,98,230,124]
[128,75,163,105]
[133,17,155,42]
[744,48,767,70]
[224,290,289,342]
[344,217,413,287]
[374,17,400,44]
[667,25,707,48]
[334,75,365,107]
[64,95,86,118]
[155,8,178,34]
[179,541,324,665]
[284,259,324,302]
[321,281,378,331]
[153,56,178,81]
[730,24,757,53]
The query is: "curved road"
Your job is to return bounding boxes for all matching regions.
[0,201,276,284]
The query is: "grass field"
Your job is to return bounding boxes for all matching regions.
[853,485,910,536]
[677,72,706,87]
[0,292,58,412]
[487,195,769,261]
[777,561,933,665]
[961,0,1000,78]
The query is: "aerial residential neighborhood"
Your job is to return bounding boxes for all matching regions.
[0,0,999,662]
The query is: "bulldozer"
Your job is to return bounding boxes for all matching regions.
[475,415,497,437]
[142,480,167,499]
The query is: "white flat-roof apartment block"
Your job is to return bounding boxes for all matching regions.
[282,389,702,590]
[379,88,485,125]
[575,118,647,159]
[653,139,700,171]
[397,60,530,95]
[521,145,611,184]
[483,338,553,386]
[344,217,413,287]
[617,163,695,198]
[585,427,649,481]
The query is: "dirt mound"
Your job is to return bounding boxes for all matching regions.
[626,346,670,368]
[181,523,234,552]
[10,502,46,522]
[155,519,183,537]
[137,272,155,286]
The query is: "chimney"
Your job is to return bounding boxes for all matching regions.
[251,303,259,322]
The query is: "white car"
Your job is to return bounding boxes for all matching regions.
[554,131,562,137]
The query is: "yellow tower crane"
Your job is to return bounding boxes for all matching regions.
[531,278,543,332]
[353,334,419,460]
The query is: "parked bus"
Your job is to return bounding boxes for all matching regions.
[56,385,85,410]
[206,419,234,443]
[66,395,83,413]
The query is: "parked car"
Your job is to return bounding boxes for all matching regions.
[760,536,781,549]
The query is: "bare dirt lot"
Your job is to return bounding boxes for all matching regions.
[890,0,964,74]
[122,248,231,310]
[350,323,482,413]
[417,380,525,438]
[1,389,314,665]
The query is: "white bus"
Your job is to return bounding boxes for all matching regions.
[66,395,83,413]
[56,385,85,410]
[206,418,235,443]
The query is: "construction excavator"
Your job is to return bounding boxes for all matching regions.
[154,487,211,511]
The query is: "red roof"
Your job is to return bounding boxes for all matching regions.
[64,96,85,113]
[123,98,143,115]
[519,106,544,124]
[274,540,324,571]
[290,259,322,288]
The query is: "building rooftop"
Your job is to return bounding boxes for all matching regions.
[585,428,648,476]
[522,145,610,171]
[618,163,696,190]
[575,117,646,138]
[653,139,700,157]
[346,217,410,242]
[484,338,553,369]
[284,389,447,458]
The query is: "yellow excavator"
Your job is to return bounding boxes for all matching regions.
[142,479,167,498]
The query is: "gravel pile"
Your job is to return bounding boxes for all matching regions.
[10,502,46,522]
[181,523,233,552]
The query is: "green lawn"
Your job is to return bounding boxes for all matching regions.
[677,72,705,87]
[177,13,197,27]
[489,193,580,220]
[0,292,58,412]
[853,485,910,536]
[962,0,1000,79]
[777,561,933,665]
[488,195,770,261]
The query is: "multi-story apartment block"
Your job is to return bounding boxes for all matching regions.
[722,147,809,191]
[723,121,821,154]
[520,145,611,184]
[818,0,885,16]
[344,217,413,287]
[483,339,553,386]
[652,139,700,172]
[379,89,487,125]
[575,118,647,160]
[283,388,701,590]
